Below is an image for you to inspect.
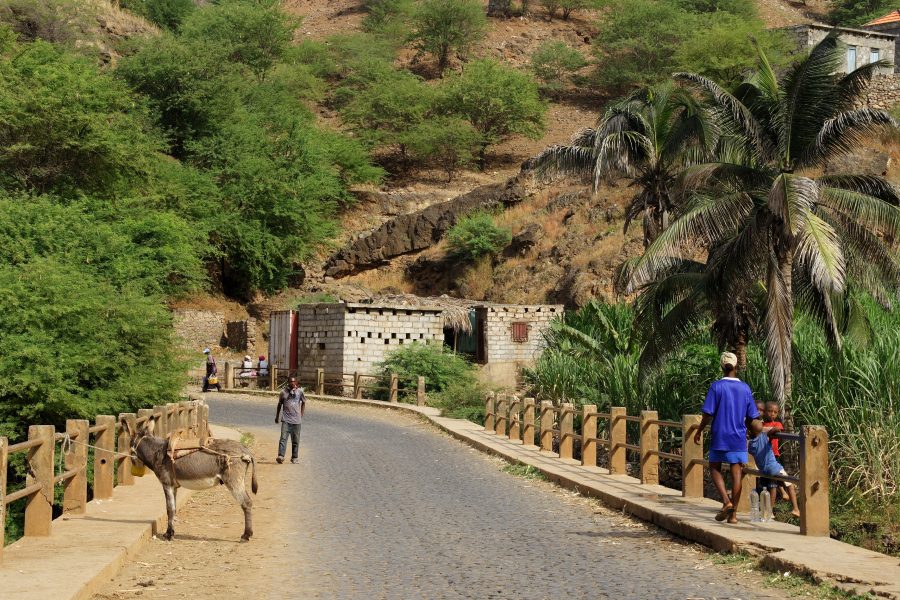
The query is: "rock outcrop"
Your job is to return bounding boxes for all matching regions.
[324,176,528,278]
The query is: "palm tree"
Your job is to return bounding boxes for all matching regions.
[530,82,716,247]
[626,35,900,420]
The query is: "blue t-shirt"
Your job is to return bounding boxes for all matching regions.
[702,378,759,452]
[748,433,783,475]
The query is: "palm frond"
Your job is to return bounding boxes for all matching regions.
[794,211,846,295]
[838,61,886,109]
[768,173,818,238]
[802,108,895,168]
[764,251,794,406]
[819,186,900,240]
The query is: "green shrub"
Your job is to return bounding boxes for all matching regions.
[829,0,893,27]
[375,343,483,413]
[431,378,488,421]
[401,116,480,180]
[530,41,588,93]
[540,0,596,20]
[121,0,195,31]
[410,0,487,75]
[446,212,512,261]
[362,0,414,33]
[437,59,546,168]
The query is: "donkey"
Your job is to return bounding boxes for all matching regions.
[124,416,258,541]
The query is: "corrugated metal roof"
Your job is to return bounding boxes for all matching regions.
[865,10,900,26]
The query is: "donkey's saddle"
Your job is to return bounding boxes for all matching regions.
[166,432,212,461]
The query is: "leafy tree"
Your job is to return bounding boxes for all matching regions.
[446,212,512,261]
[338,68,433,155]
[530,41,588,93]
[532,82,715,247]
[628,36,900,418]
[409,0,487,75]
[401,116,481,180]
[121,0,195,31]
[438,59,546,168]
[829,0,893,26]
[541,0,596,20]
[178,0,294,81]
[674,0,757,17]
[592,0,786,91]
[0,35,161,196]
[674,12,792,88]
[0,257,184,440]
[362,0,414,34]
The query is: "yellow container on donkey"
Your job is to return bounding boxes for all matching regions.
[131,463,147,477]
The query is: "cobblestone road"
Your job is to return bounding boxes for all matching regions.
[201,395,784,600]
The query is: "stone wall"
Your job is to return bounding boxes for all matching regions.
[479,304,564,387]
[224,319,258,352]
[340,304,444,376]
[172,309,225,351]
[860,74,900,110]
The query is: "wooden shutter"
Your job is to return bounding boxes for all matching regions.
[511,322,528,343]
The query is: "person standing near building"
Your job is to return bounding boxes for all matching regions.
[202,348,220,392]
[275,377,305,464]
[693,352,761,524]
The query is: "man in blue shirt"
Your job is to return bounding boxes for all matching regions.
[693,352,761,523]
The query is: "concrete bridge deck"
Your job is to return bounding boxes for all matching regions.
[88,395,785,599]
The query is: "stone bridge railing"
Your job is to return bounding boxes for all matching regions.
[485,395,830,537]
[0,400,209,562]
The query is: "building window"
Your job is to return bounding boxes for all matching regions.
[872,48,880,64]
[511,322,529,343]
[847,46,857,72]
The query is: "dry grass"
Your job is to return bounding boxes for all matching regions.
[458,257,495,301]
[347,267,415,295]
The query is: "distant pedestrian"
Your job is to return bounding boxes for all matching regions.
[693,352,761,524]
[275,377,305,464]
[202,348,220,392]
[239,354,254,387]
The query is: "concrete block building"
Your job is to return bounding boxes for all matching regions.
[270,298,563,389]
[783,24,896,73]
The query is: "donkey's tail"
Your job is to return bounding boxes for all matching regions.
[250,455,258,495]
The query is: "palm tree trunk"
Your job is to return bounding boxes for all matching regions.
[780,246,795,432]
[735,327,748,374]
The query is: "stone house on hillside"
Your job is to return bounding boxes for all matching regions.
[269,298,563,389]
[864,10,900,72]
[783,23,896,73]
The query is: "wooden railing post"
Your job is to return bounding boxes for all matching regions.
[316,368,325,395]
[495,395,508,436]
[609,407,626,475]
[509,397,521,442]
[523,398,536,446]
[539,401,554,452]
[640,410,659,485]
[559,403,574,460]
[94,416,115,500]
[388,372,398,403]
[24,425,54,536]
[180,401,190,433]
[117,413,136,487]
[199,403,210,443]
[582,405,597,468]
[64,419,89,514]
[484,392,495,432]
[224,361,233,390]
[417,376,426,406]
[0,435,7,559]
[353,372,361,399]
[682,414,704,498]
[270,365,278,391]
[800,425,830,536]
[153,405,167,437]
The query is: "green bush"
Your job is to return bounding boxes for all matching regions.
[401,116,481,180]
[446,212,512,261]
[121,0,195,31]
[540,0,596,20]
[377,342,474,392]
[410,0,487,75]
[437,59,546,168]
[829,0,893,26]
[530,41,588,93]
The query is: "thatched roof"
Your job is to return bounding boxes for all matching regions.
[368,294,477,334]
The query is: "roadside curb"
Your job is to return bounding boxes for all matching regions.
[0,424,243,600]
[215,390,900,599]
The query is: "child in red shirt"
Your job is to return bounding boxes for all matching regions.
[764,401,794,507]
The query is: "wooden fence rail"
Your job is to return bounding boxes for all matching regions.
[0,400,209,562]
[484,396,829,537]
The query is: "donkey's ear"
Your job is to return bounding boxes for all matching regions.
[147,416,157,435]
[120,417,135,438]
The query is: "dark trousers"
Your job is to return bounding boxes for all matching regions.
[278,421,301,459]
[202,376,220,392]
